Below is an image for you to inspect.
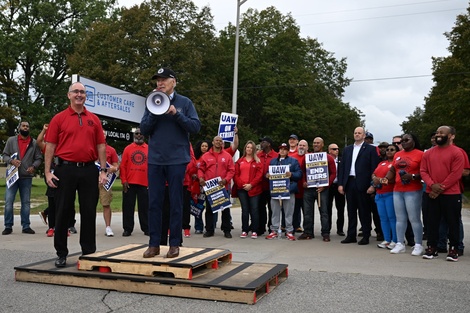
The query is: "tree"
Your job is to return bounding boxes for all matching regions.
[403,6,470,152]
[0,0,115,143]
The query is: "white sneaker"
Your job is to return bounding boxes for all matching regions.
[411,244,424,256]
[377,241,390,249]
[387,241,396,250]
[105,226,114,237]
[390,242,406,254]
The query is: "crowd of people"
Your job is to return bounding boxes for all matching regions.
[2,67,468,267]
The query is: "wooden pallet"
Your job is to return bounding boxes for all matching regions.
[14,253,288,304]
[77,244,232,280]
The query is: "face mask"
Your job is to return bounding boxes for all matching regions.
[435,135,448,146]
[19,130,29,137]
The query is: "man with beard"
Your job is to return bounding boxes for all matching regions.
[198,136,235,238]
[3,121,43,235]
[298,137,336,241]
[120,128,149,237]
[291,140,308,233]
[421,126,465,261]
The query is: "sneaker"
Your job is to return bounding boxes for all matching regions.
[203,231,214,238]
[423,246,438,259]
[195,230,203,234]
[105,226,114,237]
[39,211,48,225]
[46,228,54,237]
[446,248,458,262]
[183,229,191,238]
[377,241,390,249]
[251,232,258,239]
[411,245,424,256]
[390,243,406,254]
[69,226,77,234]
[240,232,248,238]
[22,228,35,234]
[387,242,397,250]
[286,232,296,241]
[265,231,278,240]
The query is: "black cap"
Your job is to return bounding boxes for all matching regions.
[289,134,298,140]
[259,137,274,147]
[151,67,177,80]
[365,132,373,139]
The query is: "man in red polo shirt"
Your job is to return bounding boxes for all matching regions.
[44,82,108,268]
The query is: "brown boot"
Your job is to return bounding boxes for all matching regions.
[143,246,160,258]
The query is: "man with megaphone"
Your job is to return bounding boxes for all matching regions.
[140,67,201,259]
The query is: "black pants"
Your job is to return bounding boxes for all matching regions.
[426,193,461,248]
[122,184,148,234]
[182,188,191,230]
[257,190,272,235]
[327,183,345,232]
[54,163,98,258]
[205,199,231,233]
[345,179,372,238]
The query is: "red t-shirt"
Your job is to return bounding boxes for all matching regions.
[373,160,394,194]
[47,106,105,162]
[105,144,119,165]
[120,142,148,187]
[18,136,31,159]
[392,149,423,192]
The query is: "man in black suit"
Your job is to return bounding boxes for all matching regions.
[337,127,380,245]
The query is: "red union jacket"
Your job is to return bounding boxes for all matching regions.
[233,157,263,197]
[197,148,235,190]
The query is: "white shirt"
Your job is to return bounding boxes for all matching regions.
[349,141,364,176]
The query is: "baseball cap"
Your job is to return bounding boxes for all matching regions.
[378,141,389,148]
[278,143,289,150]
[151,67,177,80]
[259,137,274,147]
[289,134,298,140]
[365,132,373,139]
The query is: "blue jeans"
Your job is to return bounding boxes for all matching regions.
[393,190,423,245]
[4,178,32,229]
[303,187,330,236]
[238,189,260,233]
[375,192,397,243]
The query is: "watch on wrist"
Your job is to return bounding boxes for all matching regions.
[412,174,416,180]
[100,168,108,173]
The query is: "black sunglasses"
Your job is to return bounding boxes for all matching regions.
[330,148,339,151]
[401,138,411,143]
[386,148,396,152]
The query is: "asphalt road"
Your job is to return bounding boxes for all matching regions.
[1,206,469,312]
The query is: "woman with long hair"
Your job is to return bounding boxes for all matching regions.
[383,134,424,256]
[233,140,263,239]
[192,140,212,234]
[370,144,398,249]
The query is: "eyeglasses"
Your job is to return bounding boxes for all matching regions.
[393,141,402,144]
[401,138,411,143]
[386,148,396,152]
[69,89,86,94]
[330,148,339,151]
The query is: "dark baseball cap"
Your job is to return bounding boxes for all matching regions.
[151,67,177,80]
[278,143,289,150]
[259,137,274,147]
[289,134,298,140]
[365,132,373,139]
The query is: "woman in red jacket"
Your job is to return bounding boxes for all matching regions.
[234,140,263,239]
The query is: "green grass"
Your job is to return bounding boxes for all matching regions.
[0,177,124,214]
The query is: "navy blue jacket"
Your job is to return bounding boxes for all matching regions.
[140,91,201,166]
[268,155,302,193]
[337,142,380,192]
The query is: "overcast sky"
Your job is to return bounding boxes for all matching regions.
[118,0,467,144]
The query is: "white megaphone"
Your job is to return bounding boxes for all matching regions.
[145,90,170,115]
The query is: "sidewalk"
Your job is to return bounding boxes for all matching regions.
[1,206,469,312]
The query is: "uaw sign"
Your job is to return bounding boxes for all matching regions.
[72,74,145,124]
[305,152,329,188]
[218,112,238,143]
